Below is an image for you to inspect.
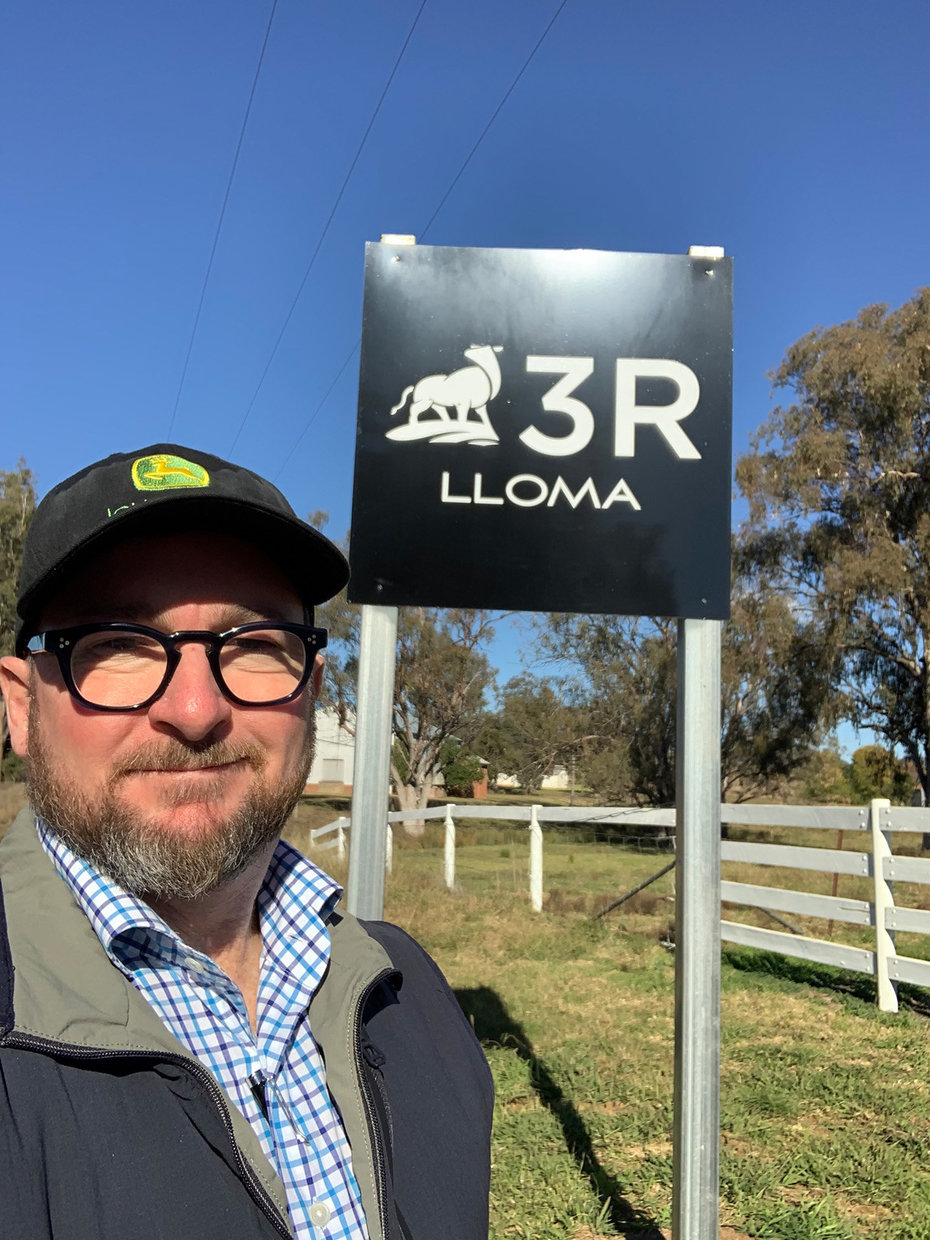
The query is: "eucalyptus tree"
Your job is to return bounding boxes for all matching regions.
[314,575,496,826]
[736,288,930,793]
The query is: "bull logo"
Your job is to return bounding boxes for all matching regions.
[386,345,503,446]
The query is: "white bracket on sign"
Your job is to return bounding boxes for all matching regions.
[687,245,726,260]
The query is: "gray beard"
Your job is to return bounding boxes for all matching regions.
[27,711,314,901]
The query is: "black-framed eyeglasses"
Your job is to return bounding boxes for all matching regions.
[25,621,328,712]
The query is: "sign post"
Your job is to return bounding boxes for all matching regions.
[348,240,731,1238]
[674,616,722,1238]
[345,603,398,919]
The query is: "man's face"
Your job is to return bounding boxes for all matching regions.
[1,531,321,899]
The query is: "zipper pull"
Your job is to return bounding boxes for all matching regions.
[361,1038,386,1070]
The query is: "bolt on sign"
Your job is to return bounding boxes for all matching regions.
[350,242,732,619]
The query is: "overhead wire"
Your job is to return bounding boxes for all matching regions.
[271,0,570,482]
[272,340,360,484]
[418,0,569,241]
[226,0,430,456]
[166,0,279,439]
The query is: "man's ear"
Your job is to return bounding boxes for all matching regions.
[311,654,325,699]
[0,656,32,756]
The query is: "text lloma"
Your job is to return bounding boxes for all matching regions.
[440,472,641,511]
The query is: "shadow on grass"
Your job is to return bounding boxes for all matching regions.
[455,985,665,1239]
[723,946,930,1018]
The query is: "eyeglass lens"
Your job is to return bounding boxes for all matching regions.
[69,628,308,707]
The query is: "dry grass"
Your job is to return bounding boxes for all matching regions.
[359,838,930,1239]
[6,785,930,1236]
[0,782,27,835]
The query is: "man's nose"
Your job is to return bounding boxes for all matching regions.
[146,644,233,740]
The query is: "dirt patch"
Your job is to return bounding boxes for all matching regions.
[779,1184,826,1206]
[578,1098,628,1117]
[786,1116,832,1141]
[720,1134,760,1157]
[835,1195,894,1225]
[622,1140,673,1159]
[503,1096,540,1112]
[655,1230,753,1240]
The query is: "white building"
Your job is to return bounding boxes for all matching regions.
[305,707,356,795]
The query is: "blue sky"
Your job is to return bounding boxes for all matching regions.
[3,0,929,702]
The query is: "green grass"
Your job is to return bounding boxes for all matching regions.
[297,829,930,1240]
[5,784,929,1238]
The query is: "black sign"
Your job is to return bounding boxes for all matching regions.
[349,243,732,619]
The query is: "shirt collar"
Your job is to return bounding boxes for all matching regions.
[37,818,343,979]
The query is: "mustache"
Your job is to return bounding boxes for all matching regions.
[114,739,266,775]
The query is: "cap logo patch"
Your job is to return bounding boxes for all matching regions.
[131,454,210,492]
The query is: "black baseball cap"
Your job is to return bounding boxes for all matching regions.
[15,443,349,653]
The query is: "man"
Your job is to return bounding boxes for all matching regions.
[0,444,493,1240]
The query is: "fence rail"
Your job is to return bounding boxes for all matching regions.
[310,798,930,1011]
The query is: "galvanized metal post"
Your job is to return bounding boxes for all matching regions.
[346,604,398,918]
[673,617,722,1239]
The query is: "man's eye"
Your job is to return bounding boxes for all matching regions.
[228,637,282,654]
[77,634,160,658]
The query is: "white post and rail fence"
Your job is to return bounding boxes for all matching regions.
[311,798,930,1012]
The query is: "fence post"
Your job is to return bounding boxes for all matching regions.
[444,805,456,890]
[529,804,543,912]
[337,817,347,862]
[385,824,394,876]
[870,797,897,1013]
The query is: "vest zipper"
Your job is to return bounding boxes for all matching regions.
[2,1031,293,1238]
[351,969,396,1240]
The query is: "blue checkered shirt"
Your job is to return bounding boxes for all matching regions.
[38,820,370,1240]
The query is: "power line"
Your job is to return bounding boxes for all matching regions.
[272,339,360,484]
[271,0,569,483]
[227,0,429,456]
[419,0,569,239]
[166,0,279,439]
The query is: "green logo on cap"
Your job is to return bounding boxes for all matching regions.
[131,454,210,492]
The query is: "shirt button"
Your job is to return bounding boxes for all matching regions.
[308,1201,331,1227]
[185,956,206,974]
